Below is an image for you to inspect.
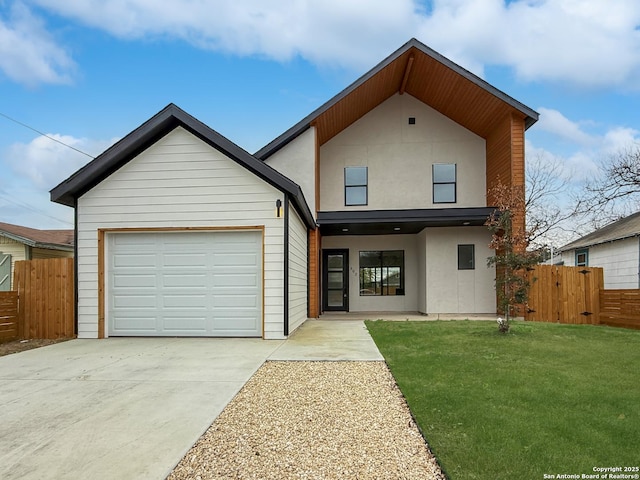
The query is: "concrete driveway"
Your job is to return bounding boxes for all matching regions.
[0,320,382,479]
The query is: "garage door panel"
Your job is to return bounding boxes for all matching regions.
[113,294,157,308]
[163,294,207,309]
[114,253,156,268]
[213,294,258,308]
[113,316,157,331]
[162,274,208,288]
[162,317,207,332]
[214,316,259,331]
[214,253,259,267]
[108,230,262,337]
[212,273,257,287]
[163,252,208,267]
[113,274,157,288]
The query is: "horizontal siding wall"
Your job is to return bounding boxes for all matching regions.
[288,204,308,333]
[77,127,286,339]
[563,238,640,289]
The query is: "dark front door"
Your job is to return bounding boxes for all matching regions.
[322,249,349,311]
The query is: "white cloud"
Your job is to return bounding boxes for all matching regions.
[418,0,640,89]
[3,0,640,89]
[6,134,116,188]
[535,108,596,146]
[29,0,419,70]
[0,2,75,86]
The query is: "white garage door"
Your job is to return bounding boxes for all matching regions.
[107,230,262,337]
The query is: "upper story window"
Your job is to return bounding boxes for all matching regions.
[433,163,456,203]
[575,249,588,267]
[345,166,368,206]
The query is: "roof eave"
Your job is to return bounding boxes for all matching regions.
[255,38,538,159]
[50,104,316,229]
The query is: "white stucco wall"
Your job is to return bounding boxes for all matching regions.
[561,237,640,289]
[77,127,287,339]
[420,227,496,314]
[322,227,495,314]
[288,203,308,333]
[264,127,316,216]
[319,93,486,211]
[322,234,419,312]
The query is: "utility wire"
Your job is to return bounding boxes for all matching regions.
[0,111,95,159]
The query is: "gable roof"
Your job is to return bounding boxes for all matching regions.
[0,222,74,251]
[560,211,640,251]
[50,104,315,228]
[256,38,539,160]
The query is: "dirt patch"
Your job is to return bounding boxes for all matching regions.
[0,338,72,357]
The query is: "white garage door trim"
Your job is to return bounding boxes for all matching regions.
[103,228,263,338]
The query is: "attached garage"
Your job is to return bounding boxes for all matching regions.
[107,230,262,337]
[50,105,314,339]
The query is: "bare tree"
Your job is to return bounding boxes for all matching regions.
[575,145,640,227]
[525,152,577,250]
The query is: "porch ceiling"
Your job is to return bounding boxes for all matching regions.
[317,207,494,236]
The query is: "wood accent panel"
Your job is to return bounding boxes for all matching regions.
[0,291,19,343]
[11,258,74,340]
[308,229,321,318]
[486,114,514,201]
[314,50,411,146]
[313,46,531,150]
[98,229,105,338]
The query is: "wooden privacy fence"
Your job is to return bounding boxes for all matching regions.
[526,265,603,325]
[599,289,640,330]
[0,291,19,342]
[525,265,640,330]
[0,258,75,343]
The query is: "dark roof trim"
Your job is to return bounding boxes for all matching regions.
[255,38,539,160]
[317,207,494,235]
[318,207,495,224]
[50,104,315,229]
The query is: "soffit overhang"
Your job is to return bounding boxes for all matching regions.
[317,207,494,236]
[256,38,538,159]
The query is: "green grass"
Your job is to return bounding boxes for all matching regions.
[365,320,640,480]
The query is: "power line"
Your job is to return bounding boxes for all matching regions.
[0,111,95,159]
[0,192,72,227]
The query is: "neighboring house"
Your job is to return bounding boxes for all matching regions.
[50,38,538,340]
[0,222,74,291]
[559,212,640,289]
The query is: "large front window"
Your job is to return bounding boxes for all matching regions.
[359,250,404,296]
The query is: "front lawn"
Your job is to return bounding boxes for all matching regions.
[366,320,640,480]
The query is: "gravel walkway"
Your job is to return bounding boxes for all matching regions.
[168,361,444,480]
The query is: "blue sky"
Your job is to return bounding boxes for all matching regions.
[1,0,639,244]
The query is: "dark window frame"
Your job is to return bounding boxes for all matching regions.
[458,244,475,270]
[433,163,457,204]
[344,166,368,206]
[359,250,405,296]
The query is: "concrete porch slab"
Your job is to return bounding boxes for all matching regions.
[269,320,384,361]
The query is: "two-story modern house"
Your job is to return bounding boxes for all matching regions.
[51,38,538,339]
